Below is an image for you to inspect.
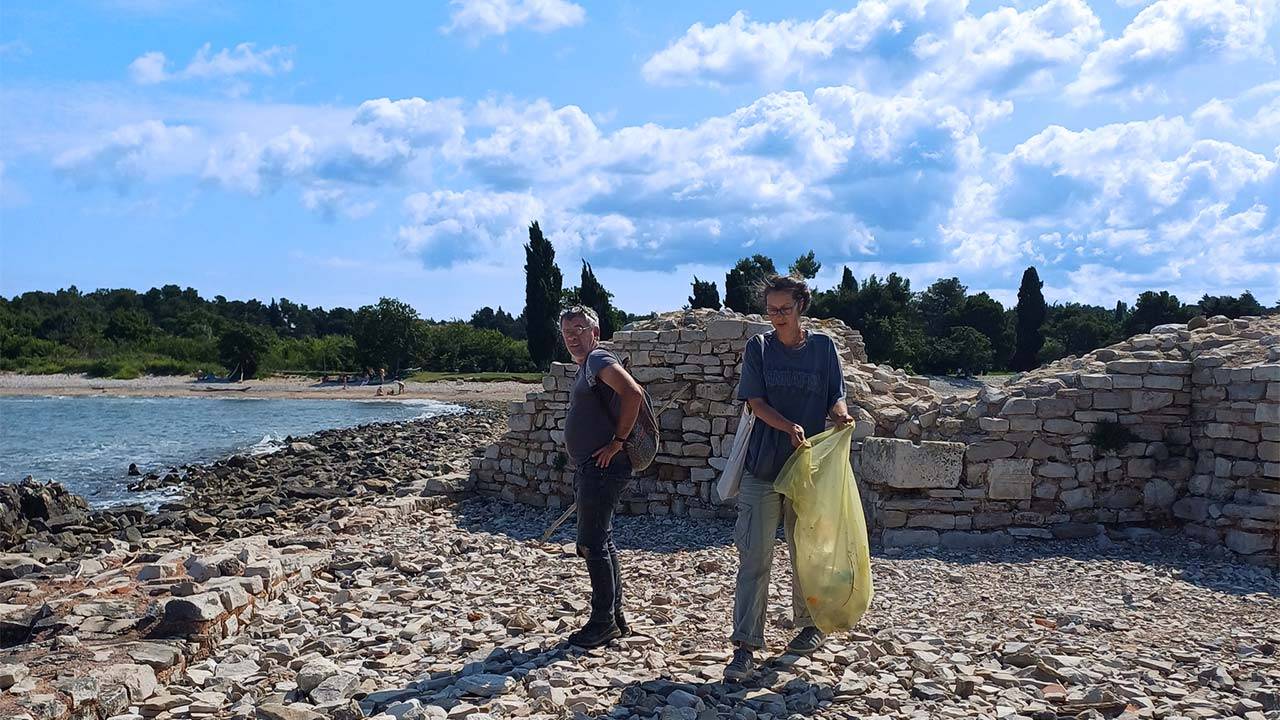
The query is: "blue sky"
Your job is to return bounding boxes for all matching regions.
[2,0,1278,319]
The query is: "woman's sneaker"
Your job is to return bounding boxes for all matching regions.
[724,647,755,681]
[786,627,826,655]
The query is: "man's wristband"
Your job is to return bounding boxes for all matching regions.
[612,435,627,443]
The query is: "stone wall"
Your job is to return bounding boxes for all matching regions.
[471,310,1279,564]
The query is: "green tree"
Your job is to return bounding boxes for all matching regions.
[104,308,154,343]
[1012,266,1047,371]
[918,277,967,338]
[353,297,421,376]
[218,324,274,380]
[523,221,563,370]
[1113,300,1128,326]
[930,326,994,376]
[1045,304,1118,358]
[1126,291,1190,335]
[788,251,821,280]
[958,292,1009,368]
[689,276,722,310]
[1199,290,1264,319]
[724,254,778,314]
[578,260,622,339]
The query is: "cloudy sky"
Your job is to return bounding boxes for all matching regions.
[2,0,1278,318]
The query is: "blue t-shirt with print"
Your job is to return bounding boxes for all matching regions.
[736,331,845,483]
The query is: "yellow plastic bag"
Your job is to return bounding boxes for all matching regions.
[773,424,874,634]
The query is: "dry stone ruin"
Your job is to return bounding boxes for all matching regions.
[471,310,1279,566]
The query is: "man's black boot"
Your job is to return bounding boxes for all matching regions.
[569,618,621,648]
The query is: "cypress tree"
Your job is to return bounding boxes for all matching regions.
[578,260,619,339]
[1012,266,1047,371]
[689,276,722,309]
[523,221,563,371]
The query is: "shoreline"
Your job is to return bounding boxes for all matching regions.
[0,372,535,403]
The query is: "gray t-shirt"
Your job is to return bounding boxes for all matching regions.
[736,331,846,483]
[564,348,624,467]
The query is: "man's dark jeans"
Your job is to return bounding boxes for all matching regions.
[574,455,631,623]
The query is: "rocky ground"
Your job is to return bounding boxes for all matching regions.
[2,406,1278,720]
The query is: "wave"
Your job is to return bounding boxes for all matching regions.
[247,433,287,455]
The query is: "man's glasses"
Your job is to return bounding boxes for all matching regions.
[765,303,797,317]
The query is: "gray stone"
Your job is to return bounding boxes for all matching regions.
[882,529,939,547]
[988,459,1034,500]
[1173,497,1211,522]
[163,592,225,623]
[0,662,30,690]
[1225,530,1275,555]
[92,664,157,703]
[859,438,964,489]
[311,672,360,705]
[457,673,516,697]
[256,704,325,720]
[1059,487,1094,511]
[966,441,1017,462]
[296,659,339,693]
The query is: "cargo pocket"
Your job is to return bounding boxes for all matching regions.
[733,503,753,553]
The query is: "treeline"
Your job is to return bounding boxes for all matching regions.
[0,286,537,380]
[2,222,1273,380]
[677,254,1272,375]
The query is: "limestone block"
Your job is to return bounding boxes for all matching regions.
[1225,530,1275,554]
[1080,374,1112,389]
[1143,375,1184,390]
[1038,462,1075,478]
[988,459,1034,500]
[1035,399,1075,418]
[967,440,1016,462]
[1001,398,1036,415]
[859,438,964,489]
[1254,364,1280,381]
[882,529,939,547]
[1044,419,1083,434]
[978,417,1009,432]
[706,320,746,340]
[1256,403,1280,423]
[1131,391,1174,412]
[1106,360,1150,374]
[1172,497,1210,522]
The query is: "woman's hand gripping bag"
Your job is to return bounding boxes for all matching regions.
[773,424,874,634]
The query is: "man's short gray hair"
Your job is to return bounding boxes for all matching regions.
[559,305,600,328]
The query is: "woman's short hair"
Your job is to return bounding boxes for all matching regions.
[559,305,600,328]
[760,274,812,312]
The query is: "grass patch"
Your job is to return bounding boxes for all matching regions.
[407,371,543,383]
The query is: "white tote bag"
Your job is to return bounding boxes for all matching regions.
[715,335,766,503]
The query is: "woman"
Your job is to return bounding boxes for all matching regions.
[726,274,853,680]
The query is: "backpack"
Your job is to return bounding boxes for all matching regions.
[589,350,660,472]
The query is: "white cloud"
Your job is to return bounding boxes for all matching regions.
[642,0,1103,100]
[399,190,547,265]
[127,51,169,84]
[1069,0,1279,98]
[203,127,315,194]
[943,113,1280,301]
[54,120,198,191]
[301,185,377,221]
[642,2,966,88]
[443,0,585,39]
[127,43,294,85]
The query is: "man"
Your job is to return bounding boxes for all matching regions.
[725,274,854,680]
[560,305,646,648]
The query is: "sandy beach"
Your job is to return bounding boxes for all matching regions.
[0,372,536,404]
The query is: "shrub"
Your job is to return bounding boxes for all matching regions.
[1090,420,1137,455]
